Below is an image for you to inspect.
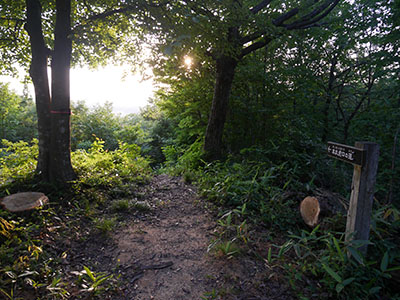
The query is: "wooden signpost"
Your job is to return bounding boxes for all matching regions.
[327,141,379,254]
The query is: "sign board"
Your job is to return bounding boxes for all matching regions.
[327,141,365,166]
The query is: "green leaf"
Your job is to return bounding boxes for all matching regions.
[321,263,342,283]
[347,246,364,265]
[83,266,95,282]
[332,236,344,262]
[92,274,112,288]
[342,277,355,286]
[310,224,320,236]
[380,252,389,272]
[350,239,373,248]
[387,266,400,272]
[278,240,293,257]
[369,286,381,294]
[293,244,301,258]
[336,283,344,293]
[267,247,272,263]
[336,277,355,294]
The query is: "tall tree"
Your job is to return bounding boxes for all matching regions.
[153,0,341,160]
[50,0,75,181]
[25,0,58,181]
[1,0,145,183]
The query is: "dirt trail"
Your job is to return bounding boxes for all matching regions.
[105,175,292,300]
[114,174,216,299]
[69,175,293,299]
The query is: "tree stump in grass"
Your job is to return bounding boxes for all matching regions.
[300,196,320,227]
[0,192,48,213]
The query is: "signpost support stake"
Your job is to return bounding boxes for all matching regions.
[345,142,379,254]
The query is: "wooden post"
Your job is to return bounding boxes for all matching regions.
[345,142,379,254]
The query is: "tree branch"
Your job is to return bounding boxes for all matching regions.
[250,0,273,14]
[285,0,340,30]
[273,8,299,26]
[240,37,272,58]
[272,0,340,30]
[240,30,265,44]
[71,5,138,33]
[86,5,137,22]
[294,0,334,25]
[180,0,217,21]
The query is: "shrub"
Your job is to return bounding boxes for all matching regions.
[0,139,38,186]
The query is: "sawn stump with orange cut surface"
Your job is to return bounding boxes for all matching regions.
[300,196,320,227]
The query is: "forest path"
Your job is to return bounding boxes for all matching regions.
[113,174,217,299]
[82,174,293,299]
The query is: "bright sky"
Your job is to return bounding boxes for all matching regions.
[0,65,154,115]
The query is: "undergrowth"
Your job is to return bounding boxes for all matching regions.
[163,142,400,299]
[0,138,152,299]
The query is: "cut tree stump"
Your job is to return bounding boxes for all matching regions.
[0,192,48,213]
[300,196,320,227]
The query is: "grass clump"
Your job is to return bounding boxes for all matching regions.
[130,200,151,212]
[111,199,130,212]
[110,199,151,213]
[214,240,241,258]
[94,217,117,235]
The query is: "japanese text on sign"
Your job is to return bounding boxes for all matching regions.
[327,142,365,166]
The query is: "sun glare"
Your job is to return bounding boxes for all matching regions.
[184,56,193,68]
[70,66,154,115]
[1,65,154,115]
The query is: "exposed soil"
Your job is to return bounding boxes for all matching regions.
[62,175,294,299]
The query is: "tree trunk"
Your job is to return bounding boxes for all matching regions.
[203,55,238,160]
[50,0,76,182]
[321,56,337,143]
[25,0,52,180]
[321,95,332,143]
[343,120,349,143]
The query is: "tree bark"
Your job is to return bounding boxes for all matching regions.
[321,56,337,143]
[203,55,238,160]
[26,0,75,183]
[50,0,76,182]
[25,0,51,180]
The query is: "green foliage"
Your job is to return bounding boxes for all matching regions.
[73,266,114,297]
[110,199,130,212]
[138,114,175,166]
[0,1,145,73]
[0,138,151,299]
[149,0,400,205]
[197,155,302,231]
[0,139,38,185]
[0,83,37,143]
[130,200,151,212]
[162,138,204,175]
[72,138,151,188]
[208,204,248,259]
[214,240,241,258]
[71,101,145,151]
[0,0,399,298]
[273,208,400,299]
[94,217,116,235]
[0,205,67,300]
